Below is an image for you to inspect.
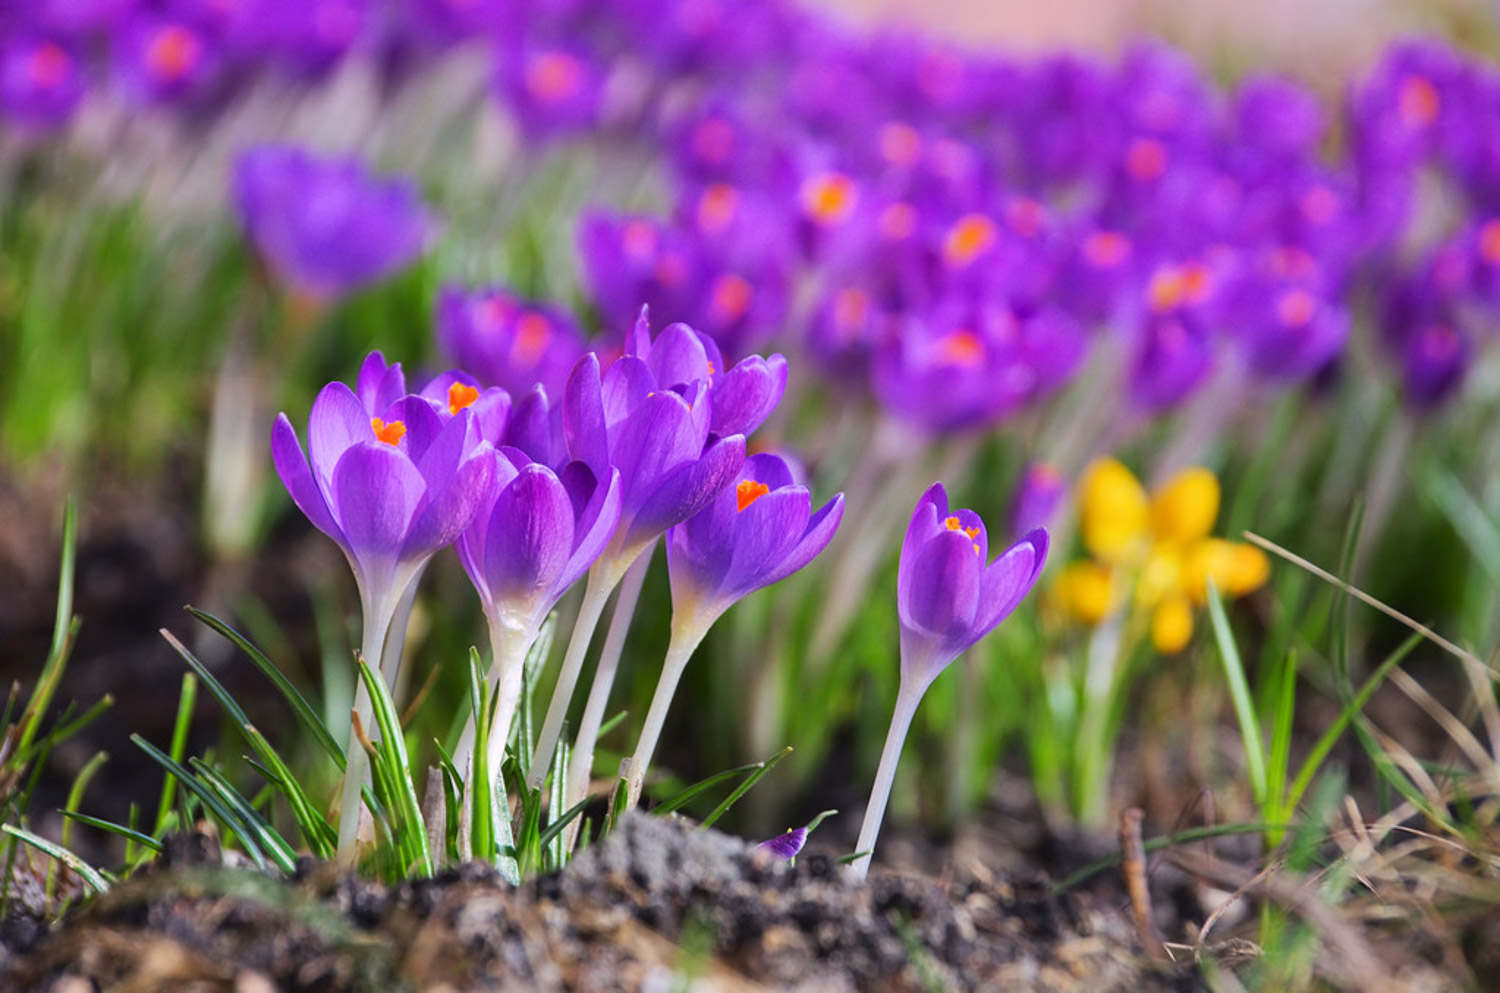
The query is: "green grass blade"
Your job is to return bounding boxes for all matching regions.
[186,606,344,769]
[467,648,494,864]
[243,725,336,856]
[131,734,269,871]
[700,746,793,830]
[154,672,196,837]
[654,761,769,816]
[18,498,79,758]
[1284,631,1422,817]
[536,796,591,856]
[52,750,107,897]
[595,710,628,743]
[1,824,108,896]
[188,758,298,873]
[356,658,430,877]
[1264,650,1298,843]
[1207,581,1267,809]
[60,811,163,854]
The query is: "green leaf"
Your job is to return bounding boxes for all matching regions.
[700,746,792,830]
[467,648,494,863]
[60,811,163,854]
[1,824,108,896]
[1207,581,1267,809]
[356,658,431,877]
[186,607,344,769]
[154,672,196,838]
[131,734,269,872]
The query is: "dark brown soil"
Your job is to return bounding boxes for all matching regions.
[1,813,1199,993]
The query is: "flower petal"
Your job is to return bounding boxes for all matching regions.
[356,351,406,414]
[404,443,497,559]
[722,487,811,598]
[973,534,1043,638]
[902,528,981,641]
[559,466,622,598]
[712,353,788,436]
[271,413,342,542]
[646,322,713,389]
[482,464,575,613]
[308,381,372,496]
[760,493,844,588]
[563,353,609,476]
[611,390,704,516]
[626,433,746,548]
[332,441,427,594]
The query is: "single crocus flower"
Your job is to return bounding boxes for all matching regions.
[0,36,85,131]
[271,355,496,857]
[757,809,838,862]
[454,451,621,779]
[849,484,1047,879]
[233,144,434,301]
[622,454,843,806]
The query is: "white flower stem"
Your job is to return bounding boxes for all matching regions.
[624,614,711,810]
[846,681,925,882]
[483,620,537,783]
[564,549,651,821]
[336,593,397,863]
[527,565,617,788]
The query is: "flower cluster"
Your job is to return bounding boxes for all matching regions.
[272,312,839,858]
[1052,459,1269,654]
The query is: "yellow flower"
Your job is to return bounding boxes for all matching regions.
[1150,467,1219,545]
[1151,593,1194,654]
[1057,459,1270,650]
[1182,538,1271,605]
[1054,561,1115,625]
[1079,458,1149,562]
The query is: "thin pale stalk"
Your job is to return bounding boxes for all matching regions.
[382,572,424,707]
[483,620,538,782]
[564,550,651,820]
[846,681,924,881]
[528,565,617,788]
[335,595,395,862]
[624,617,711,809]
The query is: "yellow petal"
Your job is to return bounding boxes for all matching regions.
[1079,458,1149,562]
[1152,594,1194,654]
[1135,544,1182,609]
[1182,539,1268,604]
[1150,466,1220,544]
[1054,561,1114,625]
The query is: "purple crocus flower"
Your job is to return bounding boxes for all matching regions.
[850,484,1047,880]
[896,483,1048,682]
[435,286,588,399]
[0,36,85,131]
[115,15,218,105]
[233,144,433,301]
[454,450,621,773]
[1009,462,1066,537]
[577,211,702,331]
[272,354,497,857]
[759,826,808,860]
[494,41,606,138]
[623,453,844,806]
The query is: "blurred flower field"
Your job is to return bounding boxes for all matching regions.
[3,0,1500,989]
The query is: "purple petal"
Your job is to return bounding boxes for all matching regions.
[456,452,520,602]
[972,533,1044,638]
[760,493,844,589]
[408,403,471,491]
[404,444,497,559]
[625,304,652,357]
[901,528,982,641]
[563,353,609,476]
[390,395,448,468]
[712,353,788,437]
[611,390,704,515]
[625,433,746,547]
[897,485,948,627]
[331,441,427,592]
[482,464,575,611]
[271,413,343,542]
[505,384,560,467]
[558,467,622,598]
[758,827,808,860]
[356,351,406,414]
[646,322,713,389]
[307,381,372,496]
[722,487,811,598]
[601,356,656,430]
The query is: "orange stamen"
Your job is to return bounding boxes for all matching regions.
[1479,219,1500,266]
[1398,75,1440,128]
[736,479,770,511]
[1125,137,1167,181]
[28,42,71,89]
[145,25,203,82]
[1083,230,1130,268]
[525,50,583,103]
[696,183,739,234]
[447,382,479,415]
[943,214,997,267]
[933,330,984,367]
[801,172,857,226]
[514,312,551,364]
[709,273,754,323]
[1276,289,1317,327]
[371,417,406,446]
